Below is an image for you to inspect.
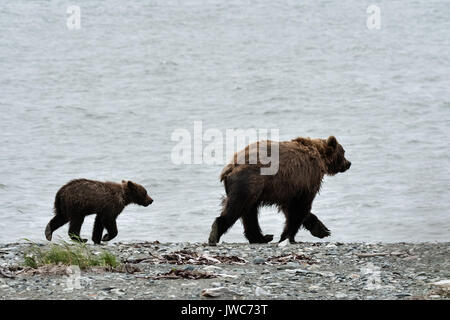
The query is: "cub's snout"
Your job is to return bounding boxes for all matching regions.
[144,196,153,207]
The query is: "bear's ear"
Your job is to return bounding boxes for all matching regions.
[327,136,337,149]
[127,181,136,191]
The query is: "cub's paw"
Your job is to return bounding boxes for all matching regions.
[45,224,52,241]
[69,234,88,243]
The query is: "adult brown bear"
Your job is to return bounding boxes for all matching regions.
[208,136,351,245]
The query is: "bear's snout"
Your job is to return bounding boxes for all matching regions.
[341,160,351,172]
[144,196,153,207]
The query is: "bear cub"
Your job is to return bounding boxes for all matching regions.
[45,179,153,244]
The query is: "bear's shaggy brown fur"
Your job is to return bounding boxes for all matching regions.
[45,179,153,244]
[208,136,351,245]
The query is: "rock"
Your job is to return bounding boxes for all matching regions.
[395,293,411,297]
[183,265,195,271]
[111,288,125,295]
[286,262,298,268]
[201,287,242,298]
[255,286,270,296]
[278,239,289,247]
[202,265,222,272]
[429,280,450,294]
[253,257,266,264]
[335,292,347,299]
[210,282,222,287]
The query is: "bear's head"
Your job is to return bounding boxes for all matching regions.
[123,180,153,207]
[323,136,351,175]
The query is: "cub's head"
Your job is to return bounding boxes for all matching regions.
[323,136,351,175]
[123,180,153,207]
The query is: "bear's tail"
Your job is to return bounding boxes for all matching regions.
[220,164,234,194]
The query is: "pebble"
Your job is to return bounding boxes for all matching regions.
[253,257,266,264]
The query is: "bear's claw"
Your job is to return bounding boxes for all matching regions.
[310,224,331,238]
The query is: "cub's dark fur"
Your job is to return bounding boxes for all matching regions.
[45,179,153,244]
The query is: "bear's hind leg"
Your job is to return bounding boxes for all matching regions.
[68,216,88,243]
[242,205,273,244]
[45,215,68,241]
[208,196,244,246]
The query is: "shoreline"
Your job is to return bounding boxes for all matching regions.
[1,241,449,300]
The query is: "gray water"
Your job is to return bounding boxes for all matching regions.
[1,0,449,244]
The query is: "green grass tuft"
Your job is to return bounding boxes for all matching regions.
[23,239,120,270]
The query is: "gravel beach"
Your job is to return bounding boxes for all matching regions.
[0,241,448,300]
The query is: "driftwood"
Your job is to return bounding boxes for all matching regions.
[357,252,389,258]
[153,269,217,280]
[125,250,247,265]
[0,268,16,278]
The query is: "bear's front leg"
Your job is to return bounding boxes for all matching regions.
[302,213,331,239]
[92,215,104,244]
[101,218,118,242]
[242,206,274,244]
[68,216,88,243]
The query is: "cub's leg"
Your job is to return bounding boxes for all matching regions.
[92,215,104,244]
[101,217,118,242]
[302,212,331,238]
[45,215,68,241]
[68,216,88,243]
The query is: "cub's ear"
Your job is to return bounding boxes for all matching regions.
[327,136,337,149]
[122,180,126,184]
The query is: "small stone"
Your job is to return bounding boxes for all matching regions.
[255,286,270,296]
[429,279,450,294]
[201,287,242,298]
[183,265,195,271]
[253,257,266,264]
[395,293,411,297]
[278,239,289,247]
